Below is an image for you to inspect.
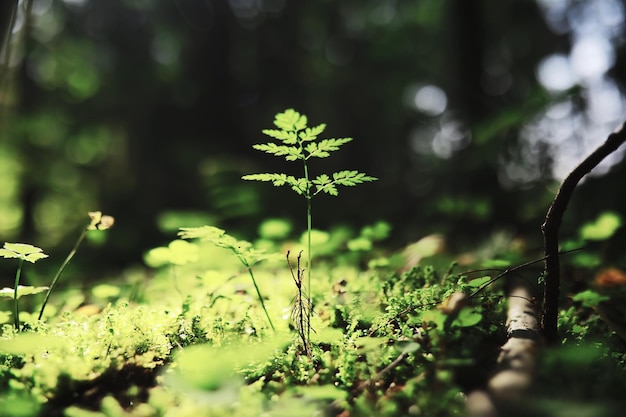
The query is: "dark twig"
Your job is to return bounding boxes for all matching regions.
[287,250,311,356]
[541,121,626,344]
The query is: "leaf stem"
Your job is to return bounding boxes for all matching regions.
[302,150,313,346]
[13,259,24,331]
[38,227,88,321]
[239,256,276,332]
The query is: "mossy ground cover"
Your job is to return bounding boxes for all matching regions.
[1,112,625,417]
[0,227,625,417]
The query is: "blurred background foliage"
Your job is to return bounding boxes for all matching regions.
[0,0,625,284]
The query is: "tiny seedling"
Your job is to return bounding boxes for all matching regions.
[38,211,115,321]
[243,109,377,348]
[0,243,48,330]
[179,225,281,331]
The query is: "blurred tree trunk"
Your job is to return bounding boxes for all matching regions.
[17,0,38,242]
[449,0,487,122]
[0,0,17,63]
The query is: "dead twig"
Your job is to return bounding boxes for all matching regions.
[542,121,626,344]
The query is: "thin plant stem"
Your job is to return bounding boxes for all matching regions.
[239,256,276,332]
[302,156,313,345]
[13,259,23,331]
[38,228,88,321]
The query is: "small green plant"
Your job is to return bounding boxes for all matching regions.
[179,225,281,331]
[0,243,48,330]
[37,211,115,321]
[243,108,377,349]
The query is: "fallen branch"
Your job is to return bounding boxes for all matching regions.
[542,121,626,344]
[467,277,541,417]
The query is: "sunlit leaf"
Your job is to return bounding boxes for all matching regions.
[168,336,290,391]
[298,123,326,142]
[452,309,482,328]
[467,276,492,288]
[258,218,292,240]
[0,285,49,299]
[347,237,372,252]
[0,243,48,263]
[360,221,391,241]
[420,309,447,328]
[0,249,20,260]
[572,289,609,308]
[24,252,49,263]
[3,243,43,255]
[580,212,622,241]
[273,109,307,132]
[262,129,297,144]
[92,283,121,299]
[306,138,353,158]
[252,143,301,160]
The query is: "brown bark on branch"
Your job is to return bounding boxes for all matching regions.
[541,121,626,344]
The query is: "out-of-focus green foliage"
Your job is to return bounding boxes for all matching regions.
[0,0,623,282]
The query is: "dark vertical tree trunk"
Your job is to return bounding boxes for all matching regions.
[448,0,487,123]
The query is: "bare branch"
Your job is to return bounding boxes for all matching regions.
[542,121,626,343]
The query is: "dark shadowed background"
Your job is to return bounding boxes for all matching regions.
[0,0,625,284]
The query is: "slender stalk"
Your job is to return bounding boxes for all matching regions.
[302,154,313,345]
[38,228,88,321]
[13,259,23,331]
[240,256,276,332]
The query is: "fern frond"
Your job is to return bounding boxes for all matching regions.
[313,170,377,196]
[179,226,281,264]
[299,123,326,142]
[274,109,307,132]
[252,143,302,160]
[262,129,298,144]
[178,226,239,249]
[242,173,288,185]
[312,174,337,196]
[333,170,378,186]
[305,138,353,158]
[242,173,308,195]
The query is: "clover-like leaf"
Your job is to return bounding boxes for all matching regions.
[0,285,49,299]
[0,243,48,263]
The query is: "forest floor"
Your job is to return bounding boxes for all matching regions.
[1,226,626,417]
